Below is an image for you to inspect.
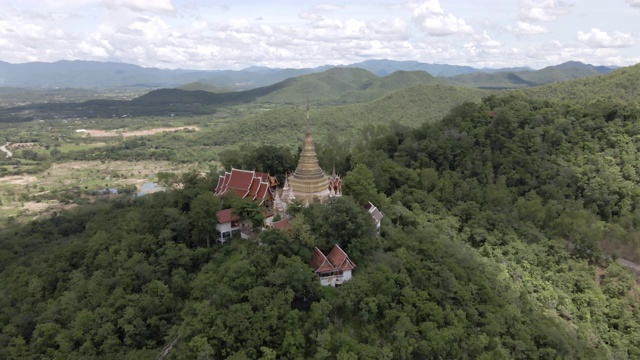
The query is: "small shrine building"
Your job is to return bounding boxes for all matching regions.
[309,245,356,286]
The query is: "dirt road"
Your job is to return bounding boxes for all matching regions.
[0,142,12,158]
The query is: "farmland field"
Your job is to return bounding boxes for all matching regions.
[0,160,199,221]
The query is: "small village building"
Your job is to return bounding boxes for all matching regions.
[309,245,356,286]
[365,201,383,233]
[215,208,241,243]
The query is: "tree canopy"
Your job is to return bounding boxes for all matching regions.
[3,91,640,359]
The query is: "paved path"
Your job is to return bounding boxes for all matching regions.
[0,142,11,158]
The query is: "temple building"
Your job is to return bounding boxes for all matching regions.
[309,245,356,286]
[214,169,276,210]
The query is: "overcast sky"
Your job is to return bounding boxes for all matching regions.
[1,0,639,70]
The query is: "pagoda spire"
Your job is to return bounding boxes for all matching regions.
[306,97,311,134]
[288,98,329,201]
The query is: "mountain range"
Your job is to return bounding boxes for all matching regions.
[0,67,478,121]
[0,59,615,90]
[1,60,635,123]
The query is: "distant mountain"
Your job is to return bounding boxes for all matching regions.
[445,61,616,89]
[346,59,534,77]
[0,59,611,90]
[0,60,329,90]
[0,60,197,88]
[4,61,634,123]
[478,66,533,74]
[139,67,444,107]
[0,67,446,121]
[346,59,475,77]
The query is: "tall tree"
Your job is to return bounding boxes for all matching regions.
[190,193,222,248]
[343,163,379,206]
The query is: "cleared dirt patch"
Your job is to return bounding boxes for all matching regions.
[82,125,199,138]
[0,175,37,185]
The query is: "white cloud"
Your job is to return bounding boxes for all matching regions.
[577,28,635,48]
[411,0,473,36]
[313,4,343,12]
[1,0,639,70]
[78,41,109,58]
[507,21,549,35]
[102,0,175,16]
[626,0,640,7]
[475,31,501,48]
[463,31,502,59]
[519,0,572,22]
[370,18,407,38]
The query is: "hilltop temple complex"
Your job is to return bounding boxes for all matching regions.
[215,105,341,216]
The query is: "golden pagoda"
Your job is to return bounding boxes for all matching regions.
[287,103,338,203]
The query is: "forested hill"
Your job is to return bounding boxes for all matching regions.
[518,62,640,103]
[444,61,615,89]
[3,92,640,358]
[205,84,489,147]
[141,67,443,106]
[0,67,447,121]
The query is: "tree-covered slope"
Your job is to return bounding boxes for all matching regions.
[517,62,640,103]
[176,82,230,93]
[2,178,637,359]
[3,93,640,359]
[203,84,489,148]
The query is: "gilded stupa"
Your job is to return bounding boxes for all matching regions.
[287,103,341,203]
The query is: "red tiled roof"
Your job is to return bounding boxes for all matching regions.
[273,218,292,230]
[246,176,261,198]
[327,245,356,271]
[310,247,336,273]
[255,181,269,202]
[255,172,269,182]
[216,208,240,224]
[227,169,255,190]
[215,169,274,205]
[215,172,231,195]
[215,175,225,193]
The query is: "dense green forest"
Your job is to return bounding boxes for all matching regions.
[2,88,640,359]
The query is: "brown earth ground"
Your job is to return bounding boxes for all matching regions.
[82,125,199,138]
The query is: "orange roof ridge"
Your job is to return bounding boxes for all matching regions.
[310,246,336,273]
[327,244,356,271]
